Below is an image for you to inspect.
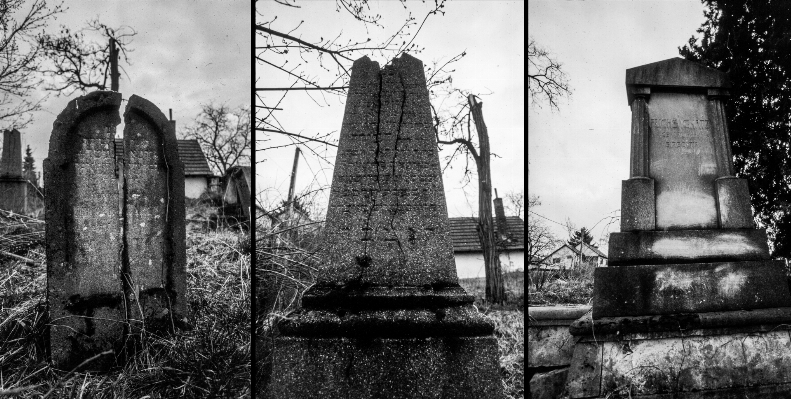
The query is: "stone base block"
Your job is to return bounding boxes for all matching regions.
[267,336,503,399]
[530,367,569,399]
[608,229,770,266]
[715,177,754,229]
[621,177,656,231]
[567,322,791,398]
[592,260,791,318]
[528,305,590,367]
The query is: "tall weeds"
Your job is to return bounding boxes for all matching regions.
[0,216,251,398]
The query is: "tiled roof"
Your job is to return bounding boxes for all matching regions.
[447,216,525,252]
[114,139,214,177]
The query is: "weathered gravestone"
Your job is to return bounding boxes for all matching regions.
[267,54,503,398]
[566,58,791,397]
[46,91,186,371]
[0,129,27,213]
[221,165,252,223]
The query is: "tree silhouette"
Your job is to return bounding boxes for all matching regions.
[568,227,595,249]
[679,1,791,256]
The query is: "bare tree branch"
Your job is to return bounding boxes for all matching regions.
[528,37,571,110]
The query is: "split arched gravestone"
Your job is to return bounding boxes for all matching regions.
[45,91,186,371]
[267,54,503,398]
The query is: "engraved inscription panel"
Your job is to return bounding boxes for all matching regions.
[125,115,168,318]
[72,135,121,294]
[649,92,719,229]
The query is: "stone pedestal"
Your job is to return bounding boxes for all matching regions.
[567,58,791,397]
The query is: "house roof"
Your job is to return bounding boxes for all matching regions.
[447,216,525,252]
[539,242,607,264]
[114,139,214,177]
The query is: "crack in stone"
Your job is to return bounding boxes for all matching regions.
[388,73,408,267]
[358,69,384,277]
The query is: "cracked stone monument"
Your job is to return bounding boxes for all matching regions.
[566,58,791,397]
[46,91,186,371]
[0,129,27,213]
[267,54,503,398]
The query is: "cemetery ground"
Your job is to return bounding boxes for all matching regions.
[0,204,251,398]
[257,220,525,399]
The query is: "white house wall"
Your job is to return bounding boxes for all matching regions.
[455,251,525,279]
[185,177,208,199]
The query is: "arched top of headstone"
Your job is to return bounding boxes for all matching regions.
[626,58,730,104]
[49,91,122,161]
[125,95,177,144]
[124,94,184,170]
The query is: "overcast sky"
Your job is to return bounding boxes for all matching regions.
[528,1,709,250]
[258,1,525,219]
[8,1,250,182]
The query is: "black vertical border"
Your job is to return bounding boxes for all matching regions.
[249,0,257,396]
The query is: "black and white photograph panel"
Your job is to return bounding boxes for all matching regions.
[0,1,251,397]
[257,1,524,398]
[529,2,791,398]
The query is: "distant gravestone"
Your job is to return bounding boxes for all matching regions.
[0,129,27,213]
[268,54,503,398]
[222,165,252,222]
[46,91,186,371]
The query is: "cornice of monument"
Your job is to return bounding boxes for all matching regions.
[626,57,731,104]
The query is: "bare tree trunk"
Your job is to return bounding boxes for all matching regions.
[468,95,506,304]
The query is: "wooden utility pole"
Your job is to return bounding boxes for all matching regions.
[110,38,119,91]
[286,147,301,219]
[468,94,506,304]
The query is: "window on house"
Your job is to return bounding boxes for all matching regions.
[553,258,560,264]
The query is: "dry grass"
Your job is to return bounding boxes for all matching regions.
[527,262,595,306]
[0,213,251,398]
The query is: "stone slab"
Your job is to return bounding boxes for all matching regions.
[571,307,791,339]
[567,340,602,398]
[528,305,591,322]
[528,324,578,368]
[593,260,791,318]
[528,306,590,367]
[278,305,494,338]
[530,368,569,399]
[45,91,124,371]
[123,95,187,332]
[268,336,503,399]
[715,177,754,229]
[607,229,770,266]
[567,328,791,398]
[316,54,458,287]
[621,177,655,231]
[302,285,474,310]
